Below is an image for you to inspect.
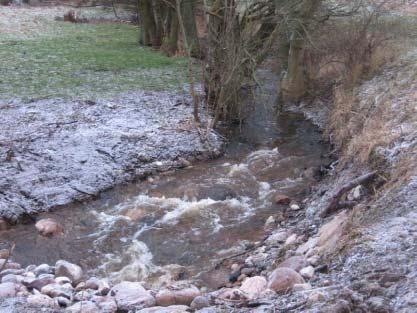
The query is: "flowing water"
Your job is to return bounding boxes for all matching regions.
[1,70,331,288]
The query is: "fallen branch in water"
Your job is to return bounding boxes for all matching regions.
[320,171,378,217]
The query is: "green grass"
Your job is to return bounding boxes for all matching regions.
[0,22,188,100]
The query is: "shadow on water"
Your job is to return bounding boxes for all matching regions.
[1,69,331,287]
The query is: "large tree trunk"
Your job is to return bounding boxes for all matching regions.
[179,0,200,57]
[138,0,160,47]
[279,0,322,102]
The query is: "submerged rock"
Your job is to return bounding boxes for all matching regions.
[267,267,305,293]
[35,218,64,237]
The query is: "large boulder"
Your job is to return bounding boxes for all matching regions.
[239,276,267,300]
[55,260,83,284]
[267,267,305,293]
[110,281,155,311]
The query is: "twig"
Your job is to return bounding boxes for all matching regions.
[0,243,15,273]
[320,171,378,217]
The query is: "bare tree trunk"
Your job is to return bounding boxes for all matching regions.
[279,0,322,102]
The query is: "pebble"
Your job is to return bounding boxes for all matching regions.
[190,295,210,310]
[290,204,301,211]
[300,266,315,279]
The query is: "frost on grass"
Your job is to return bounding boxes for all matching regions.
[0,91,222,222]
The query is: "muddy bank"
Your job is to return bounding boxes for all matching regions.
[0,91,222,222]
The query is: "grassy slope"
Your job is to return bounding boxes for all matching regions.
[0,22,188,100]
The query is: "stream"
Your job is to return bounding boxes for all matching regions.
[1,70,331,289]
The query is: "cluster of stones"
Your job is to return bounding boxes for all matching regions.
[0,194,355,312]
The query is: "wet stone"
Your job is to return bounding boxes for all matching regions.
[55,260,83,284]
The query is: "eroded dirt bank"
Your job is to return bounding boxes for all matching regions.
[0,92,222,222]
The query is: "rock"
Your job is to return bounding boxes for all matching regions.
[293,283,312,291]
[34,264,54,276]
[22,276,55,291]
[0,269,24,276]
[66,301,100,313]
[85,277,110,295]
[296,237,319,255]
[0,282,19,297]
[347,185,365,201]
[35,218,64,237]
[110,281,155,311]
[316,210,349,255]
[190,296,210,310]
[155,285,200,306]
[284,234,297,246]
[241,267,255,276]
[277,256,308,272]
[266,231,288,244]
[307,255,320,266]
[123,208,146,222]
[239,276,267,300]
[41,283,73,299]
[91,295,118,313]
[56,296,72,307]
[27,294,56,308]
[135,305,190,313]
[1,274,23,284]
[308,291,325,304]
[324,300,351,313]
[55,260,83,284]
[300,266,315,279]
[75,282,86,291]
[55,276,72,285]
[290,204,301,211]
[230,263,240,272]
[267,268,305,293]
[274,194,291,205]
[367,296,390,313]
[73,289,96,302]
[264,216,275,230]
[217,288,247,301]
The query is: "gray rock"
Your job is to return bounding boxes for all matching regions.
[56,296,72,308]
[190,296,210,310]
[1,274,23,284]
[55,260,83,284]
[0,269,25,277]
[0,282,19,297]
[41,283,73,299]
[22,276,55,291]
[26,294,56,308]
[91,295,117,313]
[34,264,54,276]
[66,301,100,313]
[110,281,155,311]
[135,305,190,313]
